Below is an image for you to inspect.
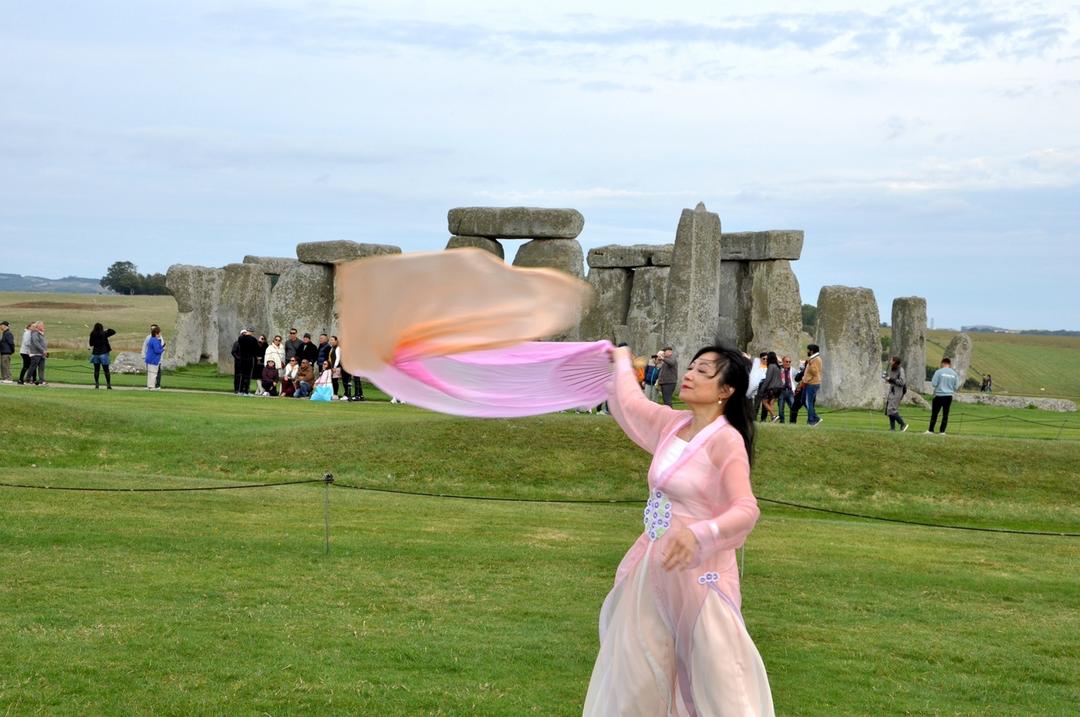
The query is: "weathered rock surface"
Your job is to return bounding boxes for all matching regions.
[511,238,585,279]
[269,263,335,341]
[578,268,631,342]
[721,231,804,261]
[891,296,927,392]
[745,260,803,361]
[621,266,670,354]
[165,264,223,365]
[816,285,883,409]
[111,352,181,374]
[716,261,751,347]
[953,394,1076,412]
[243,256,300,275]
[942,333,973,385]
[663,203,722,364]
[446,235,505,259]
[448,207,584,239]
[587,244,674,269]
[216,263,273,374]
[902,391,931,409]
[296,241,401,265]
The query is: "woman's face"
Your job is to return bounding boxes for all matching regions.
[680,352,731,405]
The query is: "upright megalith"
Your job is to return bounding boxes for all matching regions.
[943,333,973,385]
[446,236,504,259]
[891,297,927,392]
[269,263,335,341]
[448,207,584,239]
[746,260,803,360]
[578,269,632,343]
[216,263,273,374]
[623,266,670,355]
[663,202,722,365]
[296,241,401,265]
[165,265,224,365]
[512,239,585,279]
[816,285,883,409]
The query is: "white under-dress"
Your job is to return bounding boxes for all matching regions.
[583,437,774,717]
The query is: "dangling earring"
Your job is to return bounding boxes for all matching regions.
[717,397,725,407]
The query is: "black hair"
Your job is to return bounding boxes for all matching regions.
[90,322,104,337]
[766,351,778,367]
[807,343,819,353]
[941,357,952,365]
[691,344,755,466]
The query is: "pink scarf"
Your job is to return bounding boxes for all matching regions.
[336,249,613,417]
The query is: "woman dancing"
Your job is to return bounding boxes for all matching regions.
[584,344,774,716]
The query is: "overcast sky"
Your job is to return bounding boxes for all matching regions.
[3,0,1079,329]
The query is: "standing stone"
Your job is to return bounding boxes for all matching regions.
[716,261,751,348]
[269,263,335,341]
[578,269,632,342]
[663,202,722,365]
[448,207,584,239]
[446,236,504,260]
[891,297,927,393]
[511,239,585,279]
[297,241,401,265]
[243,256,301,275]
[943,333,974,386]
[216,264,273,374]
[165,265,224,366]
[816,285,883,409]
[623,266,670,354]
[746,260,803,361]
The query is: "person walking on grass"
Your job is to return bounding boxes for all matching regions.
[0,321,14,383]
[141,324,164,388]
[17,323,33,384]
[26,322,48,385]
[799,343,823,427]
[759,351,783,422]
[657,346,679,407]
[144,326,164,390]
[884,356,909,432]
[926,357,959,435]
[777,355,796,423]
[88,322,116,390]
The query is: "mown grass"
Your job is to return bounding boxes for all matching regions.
[0,292,177,354]
[1,387,1078,715]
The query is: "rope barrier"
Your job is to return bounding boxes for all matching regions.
[1,474,1075,537]
[0,478,325,492]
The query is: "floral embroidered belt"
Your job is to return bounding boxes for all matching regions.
[643,489,672,541]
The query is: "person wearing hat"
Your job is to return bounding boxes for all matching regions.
[0,321,14,383]
[297,332,319,367]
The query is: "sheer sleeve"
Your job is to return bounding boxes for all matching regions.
[688,436,760,558]
[607,347,679,454]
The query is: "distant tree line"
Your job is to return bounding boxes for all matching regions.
[100,261,170,295]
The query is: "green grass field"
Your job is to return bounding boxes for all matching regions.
[925,330,1080,401]
[0,292,177,355]
[1,387,1077,715]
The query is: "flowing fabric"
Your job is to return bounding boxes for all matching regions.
[336,249,613,417]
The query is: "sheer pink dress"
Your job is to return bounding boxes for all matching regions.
[583,352,774,716]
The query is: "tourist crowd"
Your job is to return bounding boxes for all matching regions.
[228,328,366,401]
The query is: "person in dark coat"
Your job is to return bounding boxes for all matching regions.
[88,322,117,389]
[297,333,319,366]
[251,334,268,394]
[284,328,302,364]
[261,360,280,396]
[884,356,908,432]
[232,329,260,395]
[0,321,14,383]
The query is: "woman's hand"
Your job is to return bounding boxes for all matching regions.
[661,528,700,571]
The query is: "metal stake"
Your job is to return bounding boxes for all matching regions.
[323,472,334,555]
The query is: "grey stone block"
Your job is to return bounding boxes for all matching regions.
[446,235,505,260]
[216,263,273,374]
[891,297,927,392]
[579,268,632,342]
[663,202,722,365]
[165,264,224,366]
[511,238,585,279]
[721,231,804,261]
[942,333,973,385]
[297,240,401,265]
[448,207,584,239]
[269,263,335,341]
[746,260,803,361]
[243,256,301,275]
[816,285,883,409]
